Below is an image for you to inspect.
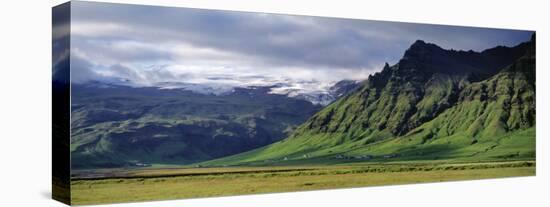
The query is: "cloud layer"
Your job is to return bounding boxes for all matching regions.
[69,1,533,92]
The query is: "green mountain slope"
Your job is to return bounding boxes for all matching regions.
[203,35,535,166]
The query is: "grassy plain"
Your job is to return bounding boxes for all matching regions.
[71,160,535,205]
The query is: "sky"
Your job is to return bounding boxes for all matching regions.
[66,1,533,95]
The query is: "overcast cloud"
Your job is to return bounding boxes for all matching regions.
[68,1,533,93]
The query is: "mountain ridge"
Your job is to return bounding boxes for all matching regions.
[202,34,535,166]
[70,84,322,169]
[298,36,534,138]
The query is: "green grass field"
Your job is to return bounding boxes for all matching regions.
[71,160,535,205]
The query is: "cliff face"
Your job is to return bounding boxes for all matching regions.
[296,36,534,140]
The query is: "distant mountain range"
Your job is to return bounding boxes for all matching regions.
[70,78,363,169]
[203,34,536,166]
[70,84,324,168]
[82,78,362,106]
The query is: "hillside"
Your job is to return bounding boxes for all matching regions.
[203,34,536,166]
[70,85,322,169]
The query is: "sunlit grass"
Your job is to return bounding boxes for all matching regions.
[71,161,535,205]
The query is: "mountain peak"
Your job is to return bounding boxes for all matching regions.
[406,40,443,54]
[396,37,532,77]
[412,39,427,45]
[401,40,446,64]
[383,62,390,69]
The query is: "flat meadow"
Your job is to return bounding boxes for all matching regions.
[71,160,535,205]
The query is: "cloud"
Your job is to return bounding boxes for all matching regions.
[68,1,533,89]
[70,54,101,83]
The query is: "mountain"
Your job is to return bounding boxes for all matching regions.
[329,80,363,97]
[155,81,236,95]
[70,84,322,169]
[290,80,362,105]
[89,79,361,106]
[203,34,535,166]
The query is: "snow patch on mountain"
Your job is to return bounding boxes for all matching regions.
[267,79,361,105]
[155,82,236,95]
[80,75,362,105]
